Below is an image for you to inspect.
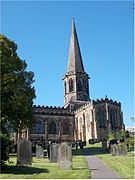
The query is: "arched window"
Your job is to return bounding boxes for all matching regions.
[97,108,105,127]
[77,79,83,91]
[36,119,44,134]
[110,109,116,130]
[69,78,74,92]
[48,120,57,134]
[63,121,70,135]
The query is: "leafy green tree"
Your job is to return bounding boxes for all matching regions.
[0,117,11,168]
[0,34,36,165]
[107,132,115,141]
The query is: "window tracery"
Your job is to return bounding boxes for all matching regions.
[48,120,57,134]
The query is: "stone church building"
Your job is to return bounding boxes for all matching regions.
[29,20,124,144]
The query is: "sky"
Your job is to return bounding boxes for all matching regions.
[1,0,134,127]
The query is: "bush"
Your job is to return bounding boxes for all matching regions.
[126,135,134,151]
[0,133,10,168]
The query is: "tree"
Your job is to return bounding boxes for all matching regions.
[107,132,115,141]
[0,34,36,165]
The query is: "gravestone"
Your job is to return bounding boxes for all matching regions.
[17,138,32,165]
[50,143,58,162]
[58,142,72,170]
[111,144,118,156]
[111,143,127,156]
[36,145,44,158]
[117,143,127,156]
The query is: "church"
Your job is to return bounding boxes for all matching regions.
[29,19,124,144]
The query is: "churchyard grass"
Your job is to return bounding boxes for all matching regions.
[97,153,134,179]
[1,155,90,179]
[86,143,134,179]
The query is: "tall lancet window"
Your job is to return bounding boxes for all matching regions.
[97,108,105,127]
[36,119,44,134]
[63,121,70,135]
[69,78,74,92]
[110,108,116,130]
[48,120,57,134]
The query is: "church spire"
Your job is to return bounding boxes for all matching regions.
[67,19,84,73]
[64,19,90,108]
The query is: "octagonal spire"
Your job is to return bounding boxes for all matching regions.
[67,19,84,74]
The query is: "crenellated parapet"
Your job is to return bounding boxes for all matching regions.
[33,105,74,116]
[92,98,121,107]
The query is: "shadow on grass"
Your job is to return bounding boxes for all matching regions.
[73,167,88,170]
[72,146,110,156]
[1,165,49,174]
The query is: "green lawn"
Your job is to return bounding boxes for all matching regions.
[1,155,90,179]
[1,143,134,179]
[97,153,134,179]
[86,143,134,179]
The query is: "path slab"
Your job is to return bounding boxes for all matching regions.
[85,155,121,179]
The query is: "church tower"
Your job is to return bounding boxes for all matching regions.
[63,19,90,109]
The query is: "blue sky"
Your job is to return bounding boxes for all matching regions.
[1,0,134,127]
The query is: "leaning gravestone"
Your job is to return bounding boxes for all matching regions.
[50,143,58,162]
[58,142,72,170]
[17,138,32,165]
[36,145,44,158]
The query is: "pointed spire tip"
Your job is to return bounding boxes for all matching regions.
[72,17,75,22]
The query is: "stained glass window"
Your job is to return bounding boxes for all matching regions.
[97,108,105,127]
[48,120,57,134]
[36,119,44,134]
[110,108,116,130]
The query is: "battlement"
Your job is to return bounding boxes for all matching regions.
[33,105,66,109]
[92,98,121,106]
[33,105,74,116]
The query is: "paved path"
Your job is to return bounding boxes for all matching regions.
[85,155,121,179]
[84,149,121,179]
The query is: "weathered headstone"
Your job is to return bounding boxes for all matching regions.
[111,144,118,156]
[50,143,58,162]
[117,143,127,156]
[17,138,32,165]
[111,143,127,156]
[36,145,44,158]
[58,142,72,170]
